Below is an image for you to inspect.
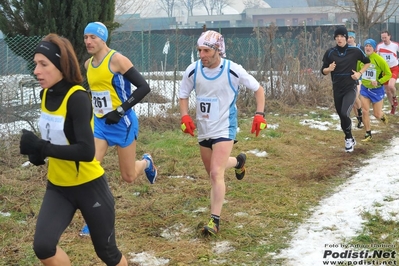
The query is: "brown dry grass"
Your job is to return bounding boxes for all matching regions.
[1,85,399,265]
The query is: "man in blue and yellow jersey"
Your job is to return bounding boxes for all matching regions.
[82,22,158,236]
[83,22,157,184]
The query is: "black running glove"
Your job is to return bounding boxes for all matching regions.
[103,110,122,125]
[19,129,48,155]
[28,153,46,166]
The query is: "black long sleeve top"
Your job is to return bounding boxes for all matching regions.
[40,80,95,162]
[321,44,370,90]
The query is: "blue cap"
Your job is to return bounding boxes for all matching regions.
[84,22,108,42]
[348,32,356,39]
[364,39,377,50]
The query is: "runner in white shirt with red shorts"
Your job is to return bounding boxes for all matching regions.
[376,30,399,114]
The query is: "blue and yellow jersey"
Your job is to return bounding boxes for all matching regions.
[87,50,132,118]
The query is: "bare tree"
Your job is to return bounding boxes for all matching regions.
[159,0,176,17]
[200,0,230,15]
[332,0,399,41]
[200,0,216,15]
[115,0,152,17]
[214,0,230,14]
[180,0,200,17]
[243,0,266,9]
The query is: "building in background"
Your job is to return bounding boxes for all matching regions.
[114,0,364,31]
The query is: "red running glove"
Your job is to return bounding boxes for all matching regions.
[181,115,196,136]
[251,115,267,137]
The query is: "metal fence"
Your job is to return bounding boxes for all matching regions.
[1,23,396,75]
[1,22,398,128]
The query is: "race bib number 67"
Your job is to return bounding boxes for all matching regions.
[196,97,219,121]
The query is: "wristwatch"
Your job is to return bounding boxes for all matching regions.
[255,111,265,117]
[116,106,125,117]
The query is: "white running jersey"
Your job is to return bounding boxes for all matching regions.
[179,59,260,141]
[376,41,399,67]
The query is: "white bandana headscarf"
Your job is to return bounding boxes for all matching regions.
[197,30,226,58]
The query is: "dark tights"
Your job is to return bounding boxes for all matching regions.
[33,175,122,265]
[333,84,357,139]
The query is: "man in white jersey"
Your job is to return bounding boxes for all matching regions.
[376,30,399,114]
[179,30,266,236]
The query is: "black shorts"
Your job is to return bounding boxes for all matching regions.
[199,137,236,149]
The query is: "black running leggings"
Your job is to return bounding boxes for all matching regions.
[33,175,122,265]
[333,84,357,138]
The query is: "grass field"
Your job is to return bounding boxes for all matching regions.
[1,103,398,265]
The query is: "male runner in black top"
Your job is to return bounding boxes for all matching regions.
[321,26,371,152]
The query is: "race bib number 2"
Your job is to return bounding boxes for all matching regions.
[196,97,219,121]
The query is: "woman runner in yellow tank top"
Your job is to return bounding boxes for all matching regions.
[19,33,128,266]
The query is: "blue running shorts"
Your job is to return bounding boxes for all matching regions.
[360,85,385,104]
[94,110,139,147]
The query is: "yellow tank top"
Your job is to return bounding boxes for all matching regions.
[87,49,128,118]
[40,85,104,186]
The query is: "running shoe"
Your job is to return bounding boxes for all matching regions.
[381,114,388,125]
[142,153,157,184]
[345,137,356,153]
[390,105,396,115]
[390,97,398,114]
[203,218,219,236]
[79,224,90,237]
[357,119,363,128]
[235,153,246,180]
[361,134,372,142]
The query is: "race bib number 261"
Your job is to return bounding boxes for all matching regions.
[91,91,113,115]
